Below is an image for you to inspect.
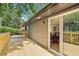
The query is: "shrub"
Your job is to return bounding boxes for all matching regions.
[0,26,21,35]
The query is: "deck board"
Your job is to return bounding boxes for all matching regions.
[6,37,53,56]
[64,42,79,56]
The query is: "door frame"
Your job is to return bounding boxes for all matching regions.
[48,16,64,55]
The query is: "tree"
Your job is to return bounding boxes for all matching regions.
[0,3,36,28]
[64,11,79,32]
[0,3,48,28]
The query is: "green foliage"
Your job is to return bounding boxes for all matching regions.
[0,3,48,28]
[64,11,79,32]
[0,26,21,35]
[0,3,48,35]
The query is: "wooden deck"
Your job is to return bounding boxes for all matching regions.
[6,37,53,56]
[64,42,79,56]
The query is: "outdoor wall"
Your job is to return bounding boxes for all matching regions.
[28,18,48,48]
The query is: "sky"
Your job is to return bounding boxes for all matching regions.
[21,3,48,21]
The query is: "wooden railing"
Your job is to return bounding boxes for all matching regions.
[0,32,10,55]
[64,32,79,44]
[20,31,28,37]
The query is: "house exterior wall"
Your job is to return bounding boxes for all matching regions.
[28,18,48,48]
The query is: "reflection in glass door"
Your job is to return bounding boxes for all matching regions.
[50,17,60,52]
[63,11,79,55]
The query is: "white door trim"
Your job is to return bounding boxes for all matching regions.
[59,16,64,55]
[48,18,51,49]
[48,16,64,55]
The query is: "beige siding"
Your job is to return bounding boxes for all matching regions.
[28,19,48,48]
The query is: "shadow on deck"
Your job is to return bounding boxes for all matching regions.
[6,36,53,56]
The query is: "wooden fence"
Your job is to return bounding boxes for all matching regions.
[64,32,79,44]
[20,31,28,37]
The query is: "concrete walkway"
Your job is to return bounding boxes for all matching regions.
[6,37,53,56]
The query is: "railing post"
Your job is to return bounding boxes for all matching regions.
[70,32,73,43]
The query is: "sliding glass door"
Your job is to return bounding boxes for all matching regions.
[63,10,79,56]
[48,8,79,56]
[49,17,60,52]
